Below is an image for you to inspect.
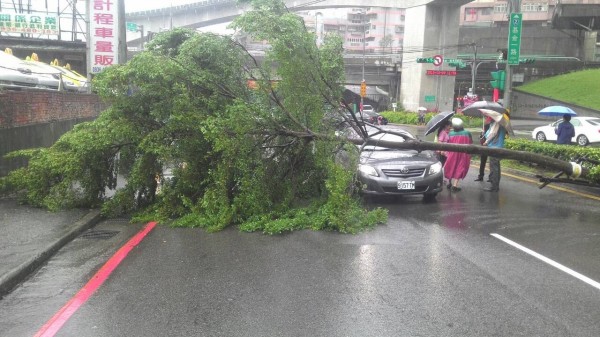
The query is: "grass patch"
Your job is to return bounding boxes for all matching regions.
[516,69,600,110]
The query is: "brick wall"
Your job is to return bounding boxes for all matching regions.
[0,90,107,128]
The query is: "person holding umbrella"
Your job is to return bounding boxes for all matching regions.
[444,118,473,192]
[482,114,507,192]
[475,116,493,182]
[555,114,575,145]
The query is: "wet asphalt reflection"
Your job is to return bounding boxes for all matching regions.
[1,168,599,337]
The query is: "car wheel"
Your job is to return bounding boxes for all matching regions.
[535,132,546,142]
[576,135,589,146]
[423,193,437,202]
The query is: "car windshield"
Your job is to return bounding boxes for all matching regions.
[362,129,414,151]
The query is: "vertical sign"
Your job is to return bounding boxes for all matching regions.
[89,0,119,74]
[507,13,522,65]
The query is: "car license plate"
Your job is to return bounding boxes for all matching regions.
[397,181,415,190]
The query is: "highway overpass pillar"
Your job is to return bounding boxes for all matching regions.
[400,3,461,112]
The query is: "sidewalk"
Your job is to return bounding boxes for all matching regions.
[0,198,101,298]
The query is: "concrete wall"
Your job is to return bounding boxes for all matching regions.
[401,4,461,112]
[511,89,600,120]
[459,25,583,60]
[0,90,106,176]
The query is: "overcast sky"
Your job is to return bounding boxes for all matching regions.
[21,1,206,14]
[123,0,201,13]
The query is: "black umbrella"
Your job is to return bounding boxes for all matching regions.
[424,110,454,136]
[461,101,506,117]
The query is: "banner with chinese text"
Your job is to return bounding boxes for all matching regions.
[0,12,58,35]
[89,0,120,74]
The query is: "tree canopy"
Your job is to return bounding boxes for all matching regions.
[0,0,387,234]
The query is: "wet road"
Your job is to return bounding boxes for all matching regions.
[1,170,599,337]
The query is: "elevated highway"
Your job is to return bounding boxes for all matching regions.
[126,0,472,111]
[552,0,600,30]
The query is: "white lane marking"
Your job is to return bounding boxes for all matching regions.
[491,233,600,291]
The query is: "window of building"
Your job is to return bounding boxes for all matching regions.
[481,8,492,15]
[464,7,478,20]
[522,2,548,12]
[395,26,404,34]
[494,4,507,13]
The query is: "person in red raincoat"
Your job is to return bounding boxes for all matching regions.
[444,118,473,192]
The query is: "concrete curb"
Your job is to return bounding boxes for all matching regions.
[0,209,103,298]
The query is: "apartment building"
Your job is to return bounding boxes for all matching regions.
[303,7,406,55]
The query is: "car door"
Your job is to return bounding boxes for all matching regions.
[570,118,582,142]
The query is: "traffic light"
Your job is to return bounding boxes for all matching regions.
[360,80,367,97]
[490,70,506,90]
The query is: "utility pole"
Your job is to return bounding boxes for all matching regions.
[470,42,478,98]
[118,0,127,64]
[362,9,366,111]
[503,0,521,110]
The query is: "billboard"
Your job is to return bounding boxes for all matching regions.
[0,12,59,35]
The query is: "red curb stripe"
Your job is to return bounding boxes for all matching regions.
[34,221,158,337]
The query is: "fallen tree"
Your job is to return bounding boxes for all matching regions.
[0,0,597,235]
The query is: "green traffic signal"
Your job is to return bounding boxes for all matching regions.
[490,70,506,90]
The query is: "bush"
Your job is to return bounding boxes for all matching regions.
[505,138,600,182]
[380,111,483,128]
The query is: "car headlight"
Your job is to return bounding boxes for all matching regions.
[359,164,379,177]
[429,162,442,175]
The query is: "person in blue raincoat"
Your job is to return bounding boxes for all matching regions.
[555,114,575,145]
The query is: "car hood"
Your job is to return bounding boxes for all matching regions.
[360,149,437,165]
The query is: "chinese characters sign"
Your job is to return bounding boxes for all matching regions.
[426,70,457,76]
[89,0,119,74]
[0,12,58,35]
[507,13,522,65]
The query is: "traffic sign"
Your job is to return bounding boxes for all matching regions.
[432,55,443,66]
[360,80,367,97]
[507,13,522,65]
[126,22,139,32]
[424,95,436,103]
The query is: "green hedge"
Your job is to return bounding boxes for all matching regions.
[505,138,600,182]
[380,110,483,129]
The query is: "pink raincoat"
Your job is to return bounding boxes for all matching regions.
[444,129,473,180]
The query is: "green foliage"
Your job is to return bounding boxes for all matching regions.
[505,138,600,183]
[381,111,483,128]
[1,0,386,235]
[516,69,600,110]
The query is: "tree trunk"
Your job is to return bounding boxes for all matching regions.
[347,138,589,180]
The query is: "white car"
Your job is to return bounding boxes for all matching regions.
[0,51,39,89]
[362,104,376,113]
[23,60,61,90]
[531,117,600,146]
